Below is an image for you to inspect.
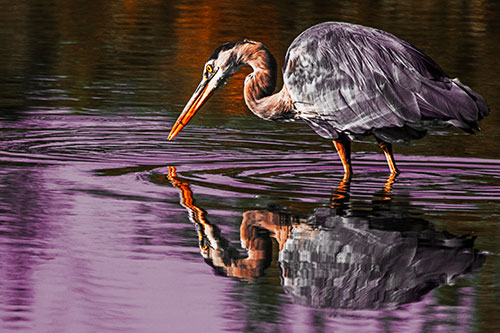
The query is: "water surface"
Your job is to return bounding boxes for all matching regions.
[1,1,500,331]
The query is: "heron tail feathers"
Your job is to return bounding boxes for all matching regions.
[416,78,489,133]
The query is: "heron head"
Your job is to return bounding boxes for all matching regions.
[168,41,255,140]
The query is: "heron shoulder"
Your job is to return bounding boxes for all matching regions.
[284,21,446,82]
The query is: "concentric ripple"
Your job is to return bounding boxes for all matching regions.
[2,112,499,209]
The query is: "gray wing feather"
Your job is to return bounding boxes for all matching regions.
[284,22,489,142]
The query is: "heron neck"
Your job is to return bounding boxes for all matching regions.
[238,43,294,120]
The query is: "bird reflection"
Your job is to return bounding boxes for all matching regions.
[166,166,484,309]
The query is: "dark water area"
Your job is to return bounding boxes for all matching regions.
[1,0,500,331]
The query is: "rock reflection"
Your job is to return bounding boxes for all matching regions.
[167,166,484,310]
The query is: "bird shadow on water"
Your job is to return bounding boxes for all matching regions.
[160,166,484,310]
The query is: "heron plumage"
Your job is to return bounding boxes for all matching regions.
[284,22,489,143]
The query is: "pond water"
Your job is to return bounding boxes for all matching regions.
[1,0,500,332]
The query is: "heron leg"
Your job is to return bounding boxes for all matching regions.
[333,136,352,178]
[377,139,400,174]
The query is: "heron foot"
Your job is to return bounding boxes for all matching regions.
[390,168,400,175]
[382,171,399,199]
[332,170,351,212]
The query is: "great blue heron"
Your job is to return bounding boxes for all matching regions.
[168,22,489,176]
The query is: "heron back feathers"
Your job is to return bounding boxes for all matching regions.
[284,22,489,143]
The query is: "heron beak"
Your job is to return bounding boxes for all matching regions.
[168,78,216,140]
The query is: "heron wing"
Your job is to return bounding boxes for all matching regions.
[283,22,489,142]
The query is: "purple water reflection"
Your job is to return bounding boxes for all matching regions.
[2,122,499,331]
[0,165,233,331]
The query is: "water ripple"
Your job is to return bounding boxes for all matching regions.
[2,115,499,209]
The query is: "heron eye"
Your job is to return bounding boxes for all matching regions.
[206,65,213,73]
